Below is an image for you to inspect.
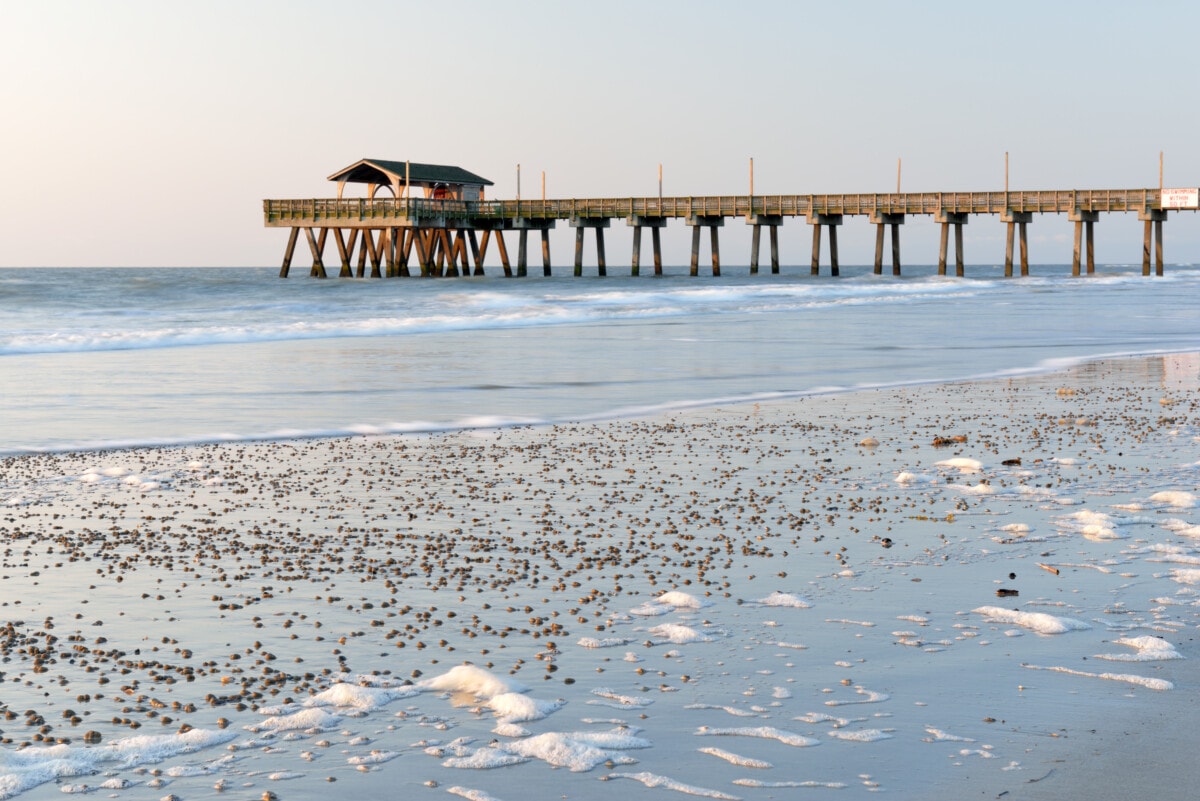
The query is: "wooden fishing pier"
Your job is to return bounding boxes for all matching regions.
[265,159,1199,278]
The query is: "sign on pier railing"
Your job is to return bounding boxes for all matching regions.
[1161,188,1199,210]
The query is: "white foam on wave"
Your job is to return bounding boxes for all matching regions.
[936,458,984,473]
[607,771,740,799]
[695,726,819,747]
[654,590,712,609]
[1059,510,1127,541]
[748,591,812,608]
[1093,635,1182,662]
[827,728,894,742]
[732,779,847,789]
[973,606,1090,634]
[697,746,773,768]
[448,787,507,801]
[647,622,713,644]
[823,686,890,707]
[1151,490,1196,508]
[923,727,974,743]
[1170,568,1200,586]
[589,688,653,709]
[305,681,420,711]
[0,728,236,800]
[1160,518,1200,538]
[247,707,341,733]
[1023,664,1174,691]
[417,665,528,700]
[486,693,564,725]
[577,636,634,648]
[499,730,652,772]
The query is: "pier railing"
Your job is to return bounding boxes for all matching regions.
[264,189,1166,227]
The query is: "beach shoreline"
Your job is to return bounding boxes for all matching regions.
[1,354,1198,800]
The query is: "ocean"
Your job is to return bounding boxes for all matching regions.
[3,264,1199,455]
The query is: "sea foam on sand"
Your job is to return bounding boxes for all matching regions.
[972,606,1091,634]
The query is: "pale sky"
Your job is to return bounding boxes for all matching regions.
[3,0,1199,267]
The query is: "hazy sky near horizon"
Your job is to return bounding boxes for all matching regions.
[3,0,1200,267]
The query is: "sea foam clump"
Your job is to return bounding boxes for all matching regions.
[935,457,984,473]
[417,665,528,699]
[500,730,652,772]
[1093,636,1182,662]
[973,606,1090,635]
[486,692,564,724]
[1150,490,1197,508]
[647,623,713,644]
[750,591,812,608]
[305,681,420,711]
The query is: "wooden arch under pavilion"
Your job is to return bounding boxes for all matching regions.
[328,158,493,201]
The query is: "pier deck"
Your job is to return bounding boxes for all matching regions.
[263,187,1195,279]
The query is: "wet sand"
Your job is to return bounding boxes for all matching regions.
[1,355,1198,800]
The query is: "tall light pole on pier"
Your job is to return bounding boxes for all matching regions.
[516,163,521,201]
[658,163,663,202]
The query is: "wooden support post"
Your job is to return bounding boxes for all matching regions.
[811,224,821,276]
[652,227,662,276]
[383,228,395,278]
[1018,222,1029,276]
[596,228,607,277]
[938,223,949,276]
[769,225,779,274]
[691,226,701,277]
[364,229,382,279]
[346,230,362,277]
[1143,219,1152,276]
[874,224,885,275]
[494,231,513,277]
[518,230,529,277]
[632,226,642,277]
[829,225,840,277]
[1085,221,1095,275]
[1155,219,1164,276]
[710,225,720,276]
[279,227,299,278]
[890,222,900,276]
[1005,223,1015,277]
[750,224,761,274]
[541,228,551,277]
[468,230,483,276]
[397,229,412,277]
[1072,220,1083,277]
[333,228,352,277]
[447,230,467,277]
[304,227,327,278]
[574,227,585,277]
[435,231,449,277]
[954,223,964,277]
[413,229,431,277]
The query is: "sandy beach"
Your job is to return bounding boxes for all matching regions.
[1,355,1197,801]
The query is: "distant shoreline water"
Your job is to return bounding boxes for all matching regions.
[2,265,1199,455]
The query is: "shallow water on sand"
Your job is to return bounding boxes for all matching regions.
[1,357,1198,800]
